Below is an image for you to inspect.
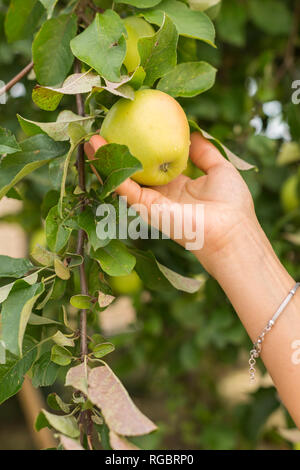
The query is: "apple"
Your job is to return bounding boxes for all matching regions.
[188,0,222,19]
[123,17,155,73]
[100,89,190,186]
[280,174,300,213]
[29,227,47,253]
[109,270,143,295]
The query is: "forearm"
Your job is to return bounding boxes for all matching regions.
[199,217,300,427]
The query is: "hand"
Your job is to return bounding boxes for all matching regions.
[84,132,257,275]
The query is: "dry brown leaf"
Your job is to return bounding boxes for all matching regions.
[109,430,140,450]
[88,365,157,436]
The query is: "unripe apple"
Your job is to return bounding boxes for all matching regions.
[280,174,300,213]
[29,227,47,252]
[188,0,222,19]
[101,89,190,186]
[109,271,143,295]
[123,17,155,73]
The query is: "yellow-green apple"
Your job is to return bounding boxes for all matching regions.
[29,227,47,252]
[280,174,300,213]
[110,271,143,295]
[100,89,190,186]
[123,17,155,73]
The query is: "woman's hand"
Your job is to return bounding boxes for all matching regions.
[85,132,300,427]
[84,132,257,276]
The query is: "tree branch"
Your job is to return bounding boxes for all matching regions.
[0,61,34,97]
[74,58,94,448]
[275,1,300,84]
[75,59,89,362]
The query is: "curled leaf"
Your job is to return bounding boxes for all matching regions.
[88,365,157,436]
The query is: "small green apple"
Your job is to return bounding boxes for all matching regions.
[100,89,190,186]
[188,0,222,19]
[123,17,155,73]
[280,174,300,213]
[110,271,143,295]
[29,227,47,252]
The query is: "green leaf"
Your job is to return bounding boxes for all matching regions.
[92,342,115,359]
[31,245,55,266]
[54,258,71,280]
[70,11,127,83]
[92,240,136,277]
[0,135,69,199]
[52,331,75,348]
[249,0,292,36]
[102,77,135,100]
[45,205,72,252]
[132,249,175,291]
[0,273,38,304]
[5,0,45,43]
[39,0,58,18]
[156,262,201,293]
[132,249,201,293]
[0,127,21,155]
[138,14,178,87]
[78,207,110,250]
[32,351,61,387]
[91,144,142,199]
[115,0,162,6]
[0,336,38,405]
[47,393,71,413]
[36,409,80,438]
[142,0,215,45]
[70,294,92,309]
[28,313,61,326]
[1,281,44,356]
[33,14,77,86]
[157,61,216,97]
[32,72,101,111]
[18,111,95,142]
[0,255,33,279]
[51,344,72,366]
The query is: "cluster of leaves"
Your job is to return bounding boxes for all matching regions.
[0,0,224,450]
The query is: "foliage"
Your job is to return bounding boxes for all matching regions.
[0,0,299,450]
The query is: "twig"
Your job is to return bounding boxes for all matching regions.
[88,1,104,13]
[75,60,89,361]
[274,1,300,85]
[75,57,94,449]
[0,61,34,97]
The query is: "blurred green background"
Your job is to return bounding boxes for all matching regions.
[0,0,300,450]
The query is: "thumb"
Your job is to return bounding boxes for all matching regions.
[84,135,107,160]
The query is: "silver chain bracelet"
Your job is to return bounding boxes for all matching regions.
[249,282,300,382]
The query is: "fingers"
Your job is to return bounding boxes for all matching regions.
[189,132,231,174]
[84,135,107,160]
[116,178,169,210]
